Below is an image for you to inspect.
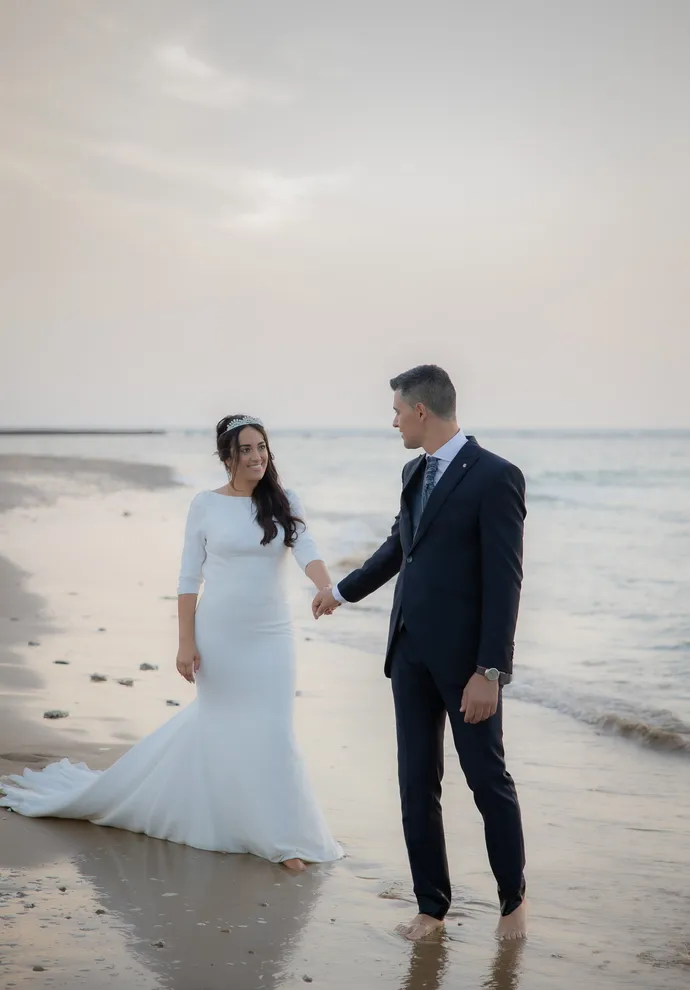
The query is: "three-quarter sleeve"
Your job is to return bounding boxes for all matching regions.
[177,493,207,595]
[287,490,323,572]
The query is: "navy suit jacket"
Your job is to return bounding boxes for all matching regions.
[338,437,526,681]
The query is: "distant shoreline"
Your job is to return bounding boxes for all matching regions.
[0,429,166,436]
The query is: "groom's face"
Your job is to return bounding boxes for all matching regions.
[393,390,424,449]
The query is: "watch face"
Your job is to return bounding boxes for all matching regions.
[485,668,500,681]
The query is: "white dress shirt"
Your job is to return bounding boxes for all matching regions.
[332,430,468,604]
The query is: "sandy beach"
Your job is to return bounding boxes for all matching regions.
[1,453,690,990]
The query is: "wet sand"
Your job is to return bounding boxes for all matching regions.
[1,455,690,989]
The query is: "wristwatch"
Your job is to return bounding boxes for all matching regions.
[476,666,510,686]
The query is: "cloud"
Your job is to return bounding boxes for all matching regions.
[93,142,349,231]
[229,170,349,231]
[154,43,292,109]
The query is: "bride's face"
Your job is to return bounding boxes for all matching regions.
[230,427,269,486]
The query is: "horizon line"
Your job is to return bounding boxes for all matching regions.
[2,426,690,436]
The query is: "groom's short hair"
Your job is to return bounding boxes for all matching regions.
[390,365,456,420]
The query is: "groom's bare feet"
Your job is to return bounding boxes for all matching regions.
[396,914,445,941]
[282,857,307,872]
[495,899,528,940]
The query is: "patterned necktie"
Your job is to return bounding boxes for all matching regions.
[421,456,440,512]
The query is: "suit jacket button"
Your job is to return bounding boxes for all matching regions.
[406,555,413,564]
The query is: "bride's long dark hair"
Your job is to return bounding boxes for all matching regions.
[216,415,302,548]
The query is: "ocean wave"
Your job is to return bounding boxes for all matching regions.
[333,553,371,571]
[531,468,690,488]
[594,714,690,751]
[317,620,690,754]
[509,678,690,754]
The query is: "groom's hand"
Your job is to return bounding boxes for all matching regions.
[460,674,499,724]
[312,587,340,619]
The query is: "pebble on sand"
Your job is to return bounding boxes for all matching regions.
[98,627,107,632]
[116,678,134,687]
[90,674,107,682]
[54,660,70,665]
[43,710,69,719]
[33,966,45,972]
[151,940,165,948]
[139,663,158,671]
[166,700,180,706]
[28,641,40,647]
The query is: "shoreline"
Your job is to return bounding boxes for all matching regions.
[0,430,166,436]
[2,455,690,989]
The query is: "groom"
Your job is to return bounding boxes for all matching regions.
[313,365,527,940]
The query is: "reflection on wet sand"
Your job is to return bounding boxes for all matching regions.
[481,940,524,990]
[399,936,523,990]
[72,824,327,989]
[399,939,448,990]
[2,815,327,990]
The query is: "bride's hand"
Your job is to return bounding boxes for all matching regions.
[176,643,200,684]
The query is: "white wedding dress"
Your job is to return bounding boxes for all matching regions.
[0,490,343,865]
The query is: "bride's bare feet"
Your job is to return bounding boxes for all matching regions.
[282,857,307,872]
[396,913,445,941]
[496,899,528,940]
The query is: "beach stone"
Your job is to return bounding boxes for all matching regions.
[90,673,107,682]
[43,710,69,719]
[98,627,106,632]
[302,977,313,983]
[95,909,106,915]
[33,966,45,972]
[28,641,40,647]
[123,511,132,517]
[116,678,134,687]
[139,663,158,671]
[151,940,165,948]
[166,700,180,706]
[54,660,70,665]
[58,887,66,892]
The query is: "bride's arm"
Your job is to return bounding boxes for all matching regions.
[176,494,206,683]
[304,559,332,592]
[287,491,331,591]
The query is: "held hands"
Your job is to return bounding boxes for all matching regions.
[176,642,200,683]
[460,673,499,724]
[312,586,341,619]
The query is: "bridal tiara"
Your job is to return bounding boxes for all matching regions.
[221,416,264,436]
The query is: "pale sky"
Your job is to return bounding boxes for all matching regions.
[1,0,689,429]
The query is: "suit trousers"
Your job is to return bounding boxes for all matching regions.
[390,627,526,919]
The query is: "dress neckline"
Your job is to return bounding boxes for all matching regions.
[208,490,253,500]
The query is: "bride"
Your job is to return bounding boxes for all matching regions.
[0,414,343,871]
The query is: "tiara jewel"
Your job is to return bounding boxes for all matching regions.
[221,416,264,436]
